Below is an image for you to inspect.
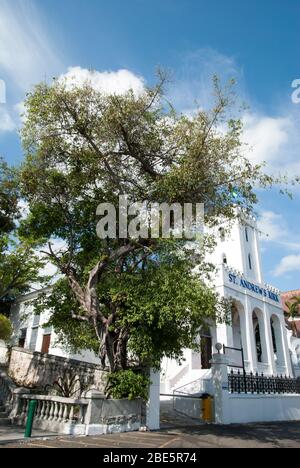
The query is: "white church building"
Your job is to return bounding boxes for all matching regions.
[161,214,295,396]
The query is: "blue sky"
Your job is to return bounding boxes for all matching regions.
[0,0,299,291]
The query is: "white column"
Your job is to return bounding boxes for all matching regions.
[278,315,293,376]
[253,226,263,284]
[210,353,231,424]
[216,323,234,348]
[146,369,160,430]
[239,309,249,362]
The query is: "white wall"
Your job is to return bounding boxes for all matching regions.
[212,353,300,425]
[226,393,300,424]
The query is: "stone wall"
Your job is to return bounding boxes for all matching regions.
[84,391,142,435]
[8,347,107,395]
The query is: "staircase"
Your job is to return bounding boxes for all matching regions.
[0,366,16,427]
[0,399,11,427]
[169,369,213,395]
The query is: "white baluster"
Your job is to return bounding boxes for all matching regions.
[69,405,74,422]
[49,401,55,420]
[63,403,68,421]
[53,401,59,420]
[40,400,46,420]
[35,400,40,419]
[43,400,49,420]
[21,399,27,418]
[78,405,85,423]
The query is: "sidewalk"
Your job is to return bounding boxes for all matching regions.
[0,425,58,445]
[1,421,300,448]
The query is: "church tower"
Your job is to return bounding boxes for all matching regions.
[211,214,264,284]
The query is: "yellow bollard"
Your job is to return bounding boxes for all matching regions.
[202,395,213,423]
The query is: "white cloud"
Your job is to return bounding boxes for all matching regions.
[58,67,145,96]
[0,107,15,132]
[258,210,300,251]
[0,0,63,91]
[167,48,245,114]
[242,114,291,165]
[273,255,300,277]
[242,107,300,180]
[258,211,288,241]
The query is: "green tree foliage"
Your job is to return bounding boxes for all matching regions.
[105,370,150,400]
[0,158,19,234]
[34,245,228,369]
[0,157,45,312]
[0,314,13,342]
[285,296,300,337]
[18,74,293,372]
[0,236,45,311]
[285,296,300,320]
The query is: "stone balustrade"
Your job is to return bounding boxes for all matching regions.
[14,394,89,435]
[21,394,88,423]
[11,391,142,436]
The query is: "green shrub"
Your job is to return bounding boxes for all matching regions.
[105,370,150,401]
[0,314,13,342]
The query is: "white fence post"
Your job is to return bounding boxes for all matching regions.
[146,369,160,430]
[0,340,8,365]
[211,353,231,424]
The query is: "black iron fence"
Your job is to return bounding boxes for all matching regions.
[228,369,300,395]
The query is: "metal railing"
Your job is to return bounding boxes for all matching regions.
[228,369,300,395]
[173,376,213,397]
[170,378,213,420]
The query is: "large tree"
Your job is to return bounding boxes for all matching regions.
[0,157,44,313]
[19,75,289,372]
[0,158,18,234]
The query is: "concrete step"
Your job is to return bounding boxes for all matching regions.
[0,412,9,418]
[0,418,11,426]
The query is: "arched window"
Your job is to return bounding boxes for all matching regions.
[248,253,252,270]
[219,227,225,242]
[245,227,249,242]
[200,326,212,369]
[253,312,262,362]
[222,254,227,265]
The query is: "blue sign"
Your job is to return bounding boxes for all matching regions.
[228,273,280,303]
